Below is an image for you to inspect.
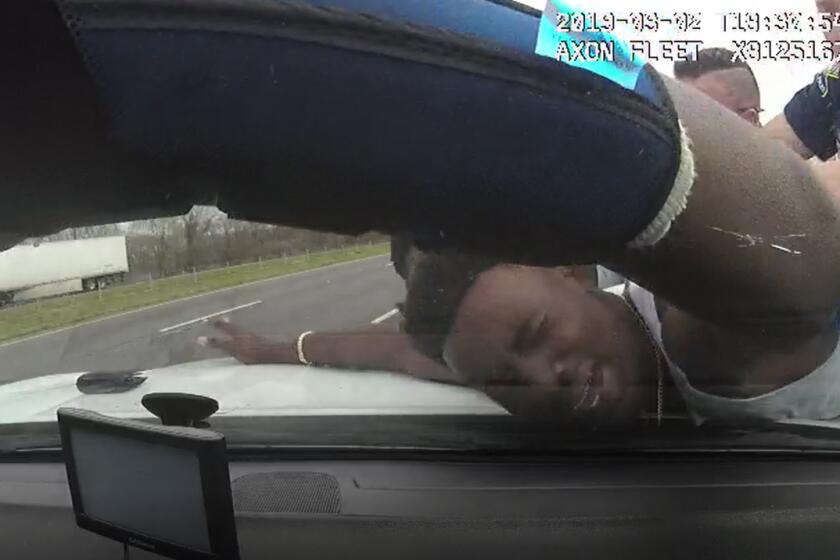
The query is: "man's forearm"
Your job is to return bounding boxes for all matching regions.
[612,76,840,332]
[302,329,461,384]
[206,321,459,384]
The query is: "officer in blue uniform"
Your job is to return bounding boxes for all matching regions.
[768,58,840,160]
[765,0,840,159]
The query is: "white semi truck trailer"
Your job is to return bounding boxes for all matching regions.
[0,236,129,305]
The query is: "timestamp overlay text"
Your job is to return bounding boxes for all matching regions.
[550,11,840,64]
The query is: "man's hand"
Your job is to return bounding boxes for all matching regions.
[198,320,296,364]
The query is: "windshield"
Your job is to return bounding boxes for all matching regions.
[3,0,840,453]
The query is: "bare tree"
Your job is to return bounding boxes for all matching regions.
[105,206,387,281]
[148,219,171,277]
[220,218,241,263]
[181,206,220,271]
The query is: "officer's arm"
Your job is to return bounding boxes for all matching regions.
[764,113,816,159]
[763,68,839,161]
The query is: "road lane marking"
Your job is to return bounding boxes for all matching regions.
[371,308,399,324]
[0,254,389,349]
[159,301,262,334]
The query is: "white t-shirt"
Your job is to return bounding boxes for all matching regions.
[609,282,840,424]
[596,266,624,289]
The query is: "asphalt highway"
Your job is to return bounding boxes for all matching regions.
[0,255,404,385]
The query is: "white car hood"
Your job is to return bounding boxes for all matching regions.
[0,358,505,424]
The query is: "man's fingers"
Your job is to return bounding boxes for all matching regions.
[198,335,235,354]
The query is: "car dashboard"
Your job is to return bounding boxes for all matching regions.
[5,452,840,559]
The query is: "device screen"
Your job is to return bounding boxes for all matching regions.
[70,427,211,552]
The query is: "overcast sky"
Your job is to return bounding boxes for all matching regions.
[518,0,827,121]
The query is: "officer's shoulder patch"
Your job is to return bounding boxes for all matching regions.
[819,73,830,97]
[823,56,840,80]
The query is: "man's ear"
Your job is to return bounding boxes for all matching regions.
[740,107,761,126]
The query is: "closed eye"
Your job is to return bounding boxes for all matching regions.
[512,311,549,355]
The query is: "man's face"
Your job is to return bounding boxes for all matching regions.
[441,265,651,422]
[679,68,762,126]
[817,0,840,58]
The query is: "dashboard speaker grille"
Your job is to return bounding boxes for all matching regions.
[232,472,341,514]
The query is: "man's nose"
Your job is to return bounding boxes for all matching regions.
[513,354,572,387]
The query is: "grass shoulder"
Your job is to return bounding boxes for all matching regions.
[0,244,388,343]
